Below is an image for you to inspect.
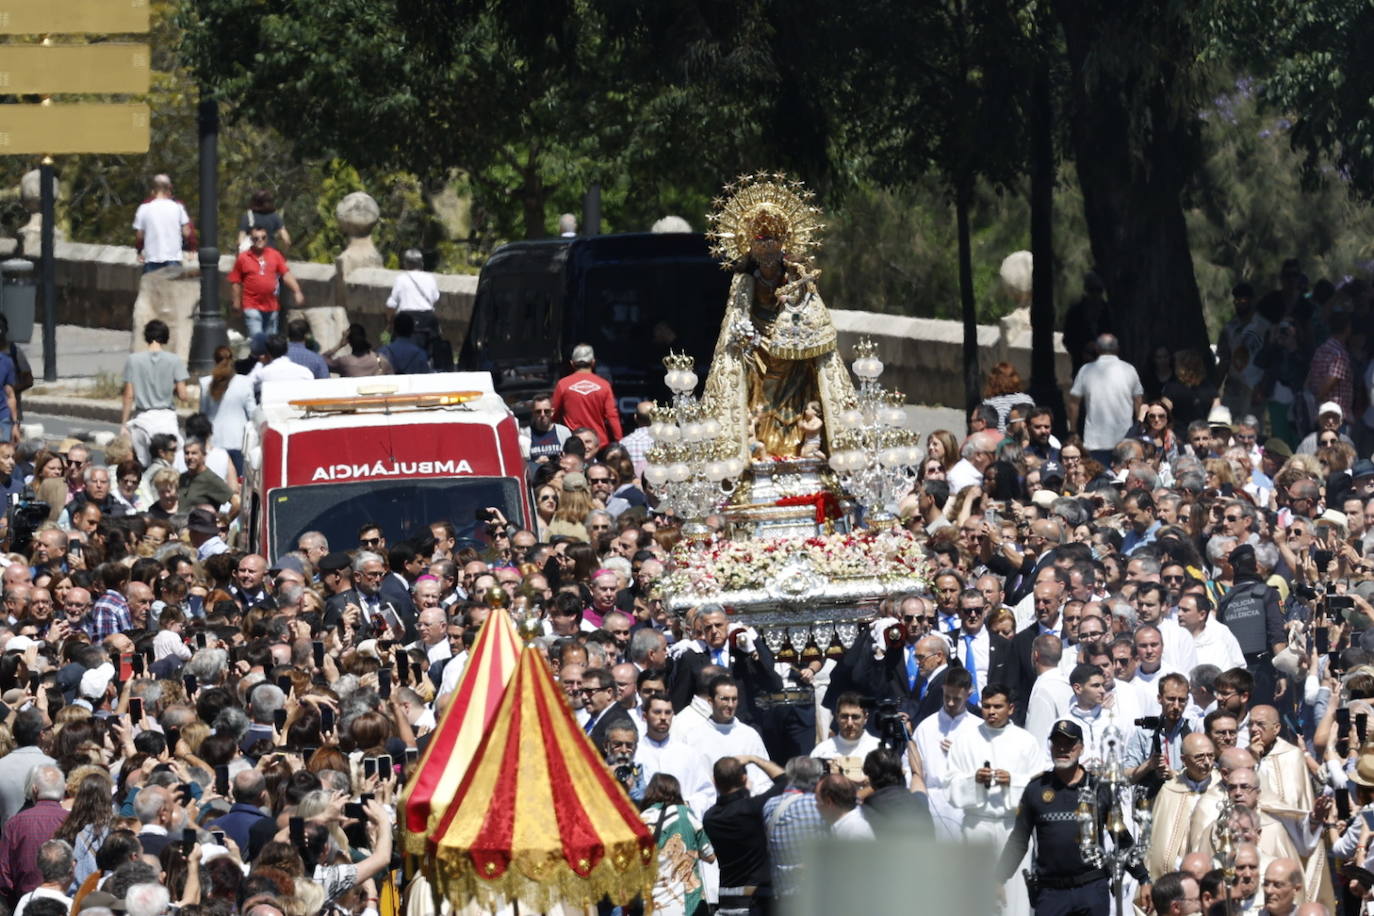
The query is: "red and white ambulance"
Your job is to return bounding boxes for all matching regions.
[240,372,531,558]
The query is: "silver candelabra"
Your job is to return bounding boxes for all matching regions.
[826,338,921,525]
[643,353,745,538]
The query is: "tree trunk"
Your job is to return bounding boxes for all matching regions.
[1053,2,1209,372]
[1028,58,1066,433]
[957,179,979,411]
[520,156,546,240]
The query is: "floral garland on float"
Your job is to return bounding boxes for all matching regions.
[657,528,930,658]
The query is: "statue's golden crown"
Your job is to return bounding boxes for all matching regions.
[706,172,824,266]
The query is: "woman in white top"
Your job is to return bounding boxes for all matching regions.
[199,345,255,477]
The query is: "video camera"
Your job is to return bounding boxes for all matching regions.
[874,697,910,752]
[6,489,48,557]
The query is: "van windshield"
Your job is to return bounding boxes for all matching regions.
[267,478,525,559]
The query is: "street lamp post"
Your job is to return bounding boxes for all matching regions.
[187,91,227,374]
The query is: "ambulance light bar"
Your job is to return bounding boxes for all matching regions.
[286,391,484,414]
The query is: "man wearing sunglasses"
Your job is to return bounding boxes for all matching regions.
[952,589,1009,710]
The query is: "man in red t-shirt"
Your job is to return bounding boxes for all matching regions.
[552,343,622,449]
[228,225,304,337]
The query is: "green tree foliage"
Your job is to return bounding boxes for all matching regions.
[179,0,810,242]
[1210,1,1374,197]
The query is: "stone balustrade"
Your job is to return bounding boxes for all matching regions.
[1,179,1071,407]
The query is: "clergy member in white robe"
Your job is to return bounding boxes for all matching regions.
[947,686,1046,916]
[913,666,981,840]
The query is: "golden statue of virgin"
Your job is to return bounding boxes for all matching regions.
[703,173,857,460]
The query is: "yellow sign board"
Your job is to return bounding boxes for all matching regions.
[0,102,149,154]
[0,0,150,35]
[0,44,150,94]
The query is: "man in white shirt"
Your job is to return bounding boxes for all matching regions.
[692,675,772,795]
[1098,638,1144,727]
[13,839,73,916]
[132,174,190,272]
[1062,662,1116,764]
[385,249,441,350]
[816,773,874,839]
[248,334,314,402]
[1067,333,1143,461]
[1023,634,1075,745]
[1130,625,1184,717]
[1179,593,1246,672]
[411,607,452,666]
[1136,583,1199,674]
[947,430,1001,494]
[811,692,881,784]
[634,693,715,814]
[670,664,725,739]
[912,666,979,839]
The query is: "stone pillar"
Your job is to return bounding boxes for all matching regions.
[131,268,200,363]
[17,169,64,258]
[297,191,380,346]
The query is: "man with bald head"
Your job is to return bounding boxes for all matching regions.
[1147,733,1217,877]
[1263,858,1303,916]
[1230,843,1263,913]
[3,563,31,589]
[1180,852,1211,883]
[1068,332,1143,463]
[1248,705,1312,813]
[1250,706,1336,910]
[910,634,952,723]
[1006,573,1066,723]
[1191,767,1311,868]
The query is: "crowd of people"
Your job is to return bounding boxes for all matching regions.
[0,259,1370,916]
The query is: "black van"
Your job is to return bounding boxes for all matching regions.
[459,232,730,420]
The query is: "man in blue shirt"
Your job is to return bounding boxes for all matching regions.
[285,318,329,379]
[379,312,431,375]
[1122,490,1162,556]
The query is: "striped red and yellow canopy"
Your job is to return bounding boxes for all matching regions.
[428,645,656,911]
[402,607,520,855]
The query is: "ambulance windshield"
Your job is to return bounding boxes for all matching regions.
[268,477,525,559]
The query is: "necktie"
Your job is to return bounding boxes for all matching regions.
[964,634,979,704]
[584,715,596,736]
[906,647,918,692]
[713,648,726,667]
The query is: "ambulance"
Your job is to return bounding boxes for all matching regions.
[240,372,531,558]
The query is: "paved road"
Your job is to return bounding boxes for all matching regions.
[21,325,131,382]
[19,325,968,459]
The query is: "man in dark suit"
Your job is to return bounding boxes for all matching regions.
[909,635,954,723]
[582,667,634,747]
[951,588,1011,705]
[849,596,931,720]
[346,550,420,644]
[1005,573,1067,724]
[669,606,781,725]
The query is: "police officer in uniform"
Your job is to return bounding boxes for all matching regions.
[997,720,1150,916]
[1214,544,1284,706]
